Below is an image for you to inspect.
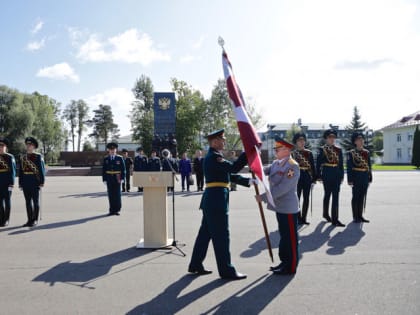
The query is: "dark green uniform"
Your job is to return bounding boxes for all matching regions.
[189,148,250,278]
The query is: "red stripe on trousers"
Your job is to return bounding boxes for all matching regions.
[287,214,297,273]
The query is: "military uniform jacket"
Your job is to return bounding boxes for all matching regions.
[199,148,250,212]
[148,157,161,171]
[102,155,126,183]
[291,149,316,181]
[0,153,16,187]
[347,148,372,183]
[261,157,300,214]
[162,157,179,172]
[18,153,45,187]
[316,145,344,181]
[134,155,148,171]
[124,157,133,173]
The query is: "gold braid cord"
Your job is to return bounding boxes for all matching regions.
[293,150,313,177]
[21,155,40,180]
[0,155,9,171]
[351,150,369,169]
[323,145,339,164]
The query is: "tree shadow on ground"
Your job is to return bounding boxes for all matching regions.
[326,222,366,255]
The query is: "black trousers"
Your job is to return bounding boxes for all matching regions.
[276,212,299,273]
[0,186,12,225]
[322,178,341,223]
[297,171,312,221]
[122,172,131,191]
[195,172,204,190]
[107,179,122,213]
[22,186,40,223]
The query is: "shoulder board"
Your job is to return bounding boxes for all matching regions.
[288,158,298,166]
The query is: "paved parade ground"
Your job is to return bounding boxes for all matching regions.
[1,171,419,314]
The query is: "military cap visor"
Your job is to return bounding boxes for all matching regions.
[121,148,128,153]
[207,129,225,140]
[25,137,38,148]
[323,129,337,139]
[106,142,118,149]
[273,137,294,149]
[0,138,10,146]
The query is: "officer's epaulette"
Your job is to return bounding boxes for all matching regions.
[288,157,298,166]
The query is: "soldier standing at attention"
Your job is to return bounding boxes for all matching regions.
[193,150,204,192]
[134,147,148,192]
[148,150,162,172]
[347,132,372,223]
[102,143,125,216]
[121,149,133,192]
[291,133,316,225]
[188,129,257,280]
[0,138,16,227]
[19,137,45,227]
[316,129,345,227]
[256,137,300,275]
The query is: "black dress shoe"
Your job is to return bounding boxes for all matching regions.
[323,215,332,222]
[269,263,284,271]
[31,221,38,227]
[302,220,310,225]
[272,266,295,275]
[360,217,370,223]
[332,220,345,227]
[221,272,247,280]
[22,222,31,227]
[188,267,212,275]
[353,218,361,223]
[114,212,120,216]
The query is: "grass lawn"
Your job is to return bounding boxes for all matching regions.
[372,164,419,171]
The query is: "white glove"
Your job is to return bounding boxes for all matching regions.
[249,178,259,185]
[8,186,13,191]
[103,181,107,185]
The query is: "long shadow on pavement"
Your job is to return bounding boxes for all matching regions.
[33,247,154,288]
[299,221,335,255]
[326,222,366,255]
[240,231,279,258]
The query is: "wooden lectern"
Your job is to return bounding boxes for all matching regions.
[132,171,173,248]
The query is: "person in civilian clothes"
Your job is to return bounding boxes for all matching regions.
[347,132,372,223]
[161,148,178,192]
[179,152,192,192]
[19,137,45,227]
[193,150,204,191]
[256,137,300,275]
[121,149,133,192]
[316,129,345,227]
[291,133,316,225]
[188,129,257,280]
[148,150,161,172]
[134,147,148,192]
[102,143,126,216]
[0,138,16,227]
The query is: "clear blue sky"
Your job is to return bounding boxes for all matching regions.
[1,0,420,136]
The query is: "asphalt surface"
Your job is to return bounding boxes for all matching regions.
[1,171,419,314]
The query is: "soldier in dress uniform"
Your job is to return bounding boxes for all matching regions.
[121,149,133,192]
[148,150,161,171]
[316,129,345,227]
[347,132,372,223]
[134,147,148,192]
[291,133,316,225]
[102,142,126,216]
[256,137,300,275]
[18,137,45,227]
[0,138,16,227]
[188,129,257,280]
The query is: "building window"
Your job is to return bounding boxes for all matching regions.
[408,134,413,141]
[397,148,402,160]
[397,134,401,142]
[408,148,412,159]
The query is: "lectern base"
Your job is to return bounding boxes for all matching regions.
[135,238,174,249]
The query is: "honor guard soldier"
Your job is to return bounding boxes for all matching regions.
[102,143,126,216]
[148,150,161,171]
[121,149,133,192]
[189,129,257,280]
[316,129,345,227]
[347,132,372,223]
[257,137,300,275]
[0,138,16,227]
[19,137,45,227]
[292,133,316,225]
[134,147,148,192]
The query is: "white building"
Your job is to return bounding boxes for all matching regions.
[382,111,420,164]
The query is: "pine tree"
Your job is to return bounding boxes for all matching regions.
[412,125,420,169]
[342,106,368,151]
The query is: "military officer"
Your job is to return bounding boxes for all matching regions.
[316,129,345,227]
[121,149,133,192]
[134,147,148,192]
[102,142,126,216]
[0,138,16,227]
[188,129,256,280]
[148,150,161,171]
[256,137,300,275]
[347,132,372,223]
[291,133,316,225]
[19,137,45,227]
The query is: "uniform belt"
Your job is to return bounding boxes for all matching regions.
[323,163,337,167]
[0,169,9,173]
[106,171,121,174]
[353,167,368,172]
[299,167,309,170]
[23,172,35,174]
[206,182,230,189]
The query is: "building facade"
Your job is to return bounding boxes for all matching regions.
[382,111,420,164]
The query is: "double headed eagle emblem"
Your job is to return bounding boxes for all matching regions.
[158,97,171,110]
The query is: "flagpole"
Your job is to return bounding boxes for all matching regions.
[251,172,274,263]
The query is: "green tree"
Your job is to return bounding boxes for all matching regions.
[62,100,77,151]
[412,125,420,168]
[342,106,367,151]
[285,123,302,142]
[372,130,383,153]
[88,104,119,149]
[62,99,90,152]
[76,100,89,152]
[130,75,154,154]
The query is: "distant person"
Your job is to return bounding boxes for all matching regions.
[102,142,125,216]
[121,149,133,192]
[161,149,178,192]
[148,150,161,172]
[19,137,45,227]
[228,151,238,191]
[291,133,316,225]
[347,132,372,223]
[193,150,204,191]
[179,152,192,192]
[134,147,148,192]
[316,129,345,227]
[0,138,16,227]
